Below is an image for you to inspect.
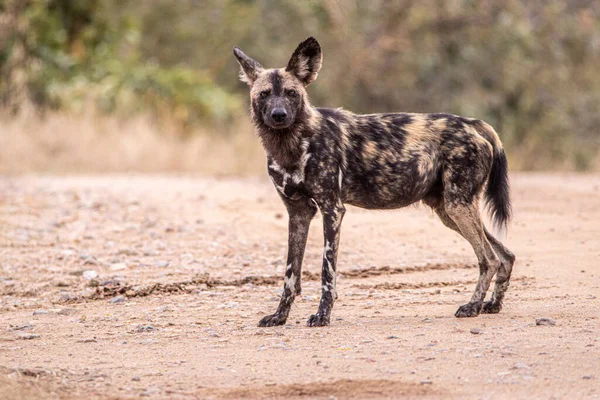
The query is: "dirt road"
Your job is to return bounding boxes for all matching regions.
[1,174,599,399]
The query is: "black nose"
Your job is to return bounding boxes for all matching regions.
[271,108,287,123]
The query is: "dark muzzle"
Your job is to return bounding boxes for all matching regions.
[271,108,287,123]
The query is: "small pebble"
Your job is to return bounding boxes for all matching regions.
[110,263,128,271]
[32,310,50,315]
[58,307,77,315]
[536,318,556,326]
[82,270,98,280]
[420,380,433,385]
[82,257,98,265]
[17,333,40,340]
[583,375,594,380]
[10,323,32,331]
[59,293,79,302]
[110,296,126,304]
[141,387,160,397]
[77,338,97,343]
[136,325,157,333]
[132,376,141,381]
[470,328,483,335]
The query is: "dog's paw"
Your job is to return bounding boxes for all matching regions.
[481,300,502,314]
[258,313,287,327]
[454,302,482,318]
[307,313,330,327]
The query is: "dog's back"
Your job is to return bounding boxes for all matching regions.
[310,109,500,212]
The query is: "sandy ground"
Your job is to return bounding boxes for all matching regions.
[0,173,599,399]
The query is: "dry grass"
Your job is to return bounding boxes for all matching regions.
[0,111,265,175]
[1,111,598,174]
[0,370,127,400]
[0,374,74,400]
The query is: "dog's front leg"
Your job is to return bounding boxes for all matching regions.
[307,201,345,327]
[258,197,316,327]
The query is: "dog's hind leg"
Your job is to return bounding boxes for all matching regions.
[481,227,515,313]
[444,201,501,317]
[429,199,514,314]
[431,201,460,234]
[259,196,317,327]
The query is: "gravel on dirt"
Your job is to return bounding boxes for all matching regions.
[1,174,599,399]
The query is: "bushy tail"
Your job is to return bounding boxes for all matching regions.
[486,147,511,235]
[472,121,512,236]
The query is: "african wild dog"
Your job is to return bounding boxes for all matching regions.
[233,37,515,327]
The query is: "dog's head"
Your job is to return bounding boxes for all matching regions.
[233,37,322,130]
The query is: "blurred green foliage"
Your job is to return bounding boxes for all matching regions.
[0,0,242,131]
[1,0,599,168]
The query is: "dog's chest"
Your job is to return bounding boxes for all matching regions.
[267,158,310,200]
[267,139,314,200]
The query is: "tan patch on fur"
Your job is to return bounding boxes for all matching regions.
[471,119,502,151]
[279,69,305,89]
[249,68,275,95]
[250,69,305,96]
[304,98,322,132]
[401,114,442,176]
[404,115,434,142]
[430,118,448,132]
[362,140,379,163]
[466,125,494,158]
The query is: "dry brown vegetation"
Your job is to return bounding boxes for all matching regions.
[0,373,77,400]
[2,112,599,175]
[0,112,265,175]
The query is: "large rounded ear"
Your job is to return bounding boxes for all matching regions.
[233,46,263,86]
[285,37,322,86]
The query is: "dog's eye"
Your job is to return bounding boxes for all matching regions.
[287,89,297,97]
[260,90,270,99]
